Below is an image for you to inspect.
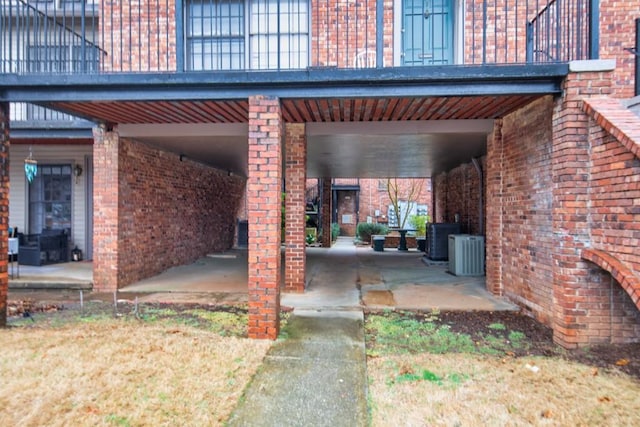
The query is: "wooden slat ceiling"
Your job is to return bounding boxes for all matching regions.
[49,95,540,124]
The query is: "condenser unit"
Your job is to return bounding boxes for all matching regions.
[448,235,485,276]
[426,223,461,260]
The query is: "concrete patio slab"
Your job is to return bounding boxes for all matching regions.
[8,237,518,313]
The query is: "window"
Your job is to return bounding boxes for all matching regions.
[187,0,245,70]
[249,0,308,69]
[186,0,309,71]
[29,165,72,234]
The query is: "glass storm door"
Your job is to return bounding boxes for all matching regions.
[402,0,454,65]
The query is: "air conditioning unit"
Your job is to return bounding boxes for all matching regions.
[426,223,461,260]
[448,235,485,276]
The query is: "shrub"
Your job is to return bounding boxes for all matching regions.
[356,222,390,243]
[409,214,430,237]
[331,223,340,241]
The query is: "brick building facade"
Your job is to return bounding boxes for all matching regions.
[1,0,639,346]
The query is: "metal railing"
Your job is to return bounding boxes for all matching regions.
[1,0,600,75]
[1,0,103,73]
[9,102,76,121]
[526,0,599,63]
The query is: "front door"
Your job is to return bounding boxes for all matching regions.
[335,190,358,237]
[402,0,454,65]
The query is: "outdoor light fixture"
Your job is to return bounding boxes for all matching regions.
[74,164,83,184]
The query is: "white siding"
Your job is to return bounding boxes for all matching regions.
[9,144,93,253]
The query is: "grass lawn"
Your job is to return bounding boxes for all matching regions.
[366,311,640,426]
[0,302,270,426]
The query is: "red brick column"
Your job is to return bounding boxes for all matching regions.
[248,96,282,339]
[284,123,306,293]
[485,119,503,296]
[0,103,9,327]
[93,125,121,292]
[551,64,614,348]
[321,178,332,248]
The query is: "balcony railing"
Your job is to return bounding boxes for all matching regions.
[526,0,598,63]
[1,0,103,73]
[10,101,76,121]
[1,0,599,75]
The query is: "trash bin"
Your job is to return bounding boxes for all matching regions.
[373,236,385,252]
[417,237,426,253]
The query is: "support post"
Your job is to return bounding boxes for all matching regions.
[92,125,121,292]
[284,123,306,293]
[321,178,332,248]
[247,95,282,339]
[0,103,9,327]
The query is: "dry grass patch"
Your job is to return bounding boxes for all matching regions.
[0,320,270,426]
[369,353,640,426]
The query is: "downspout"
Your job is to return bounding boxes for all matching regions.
[471,158,484,235]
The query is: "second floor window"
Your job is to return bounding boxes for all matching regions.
[186,0,309,71]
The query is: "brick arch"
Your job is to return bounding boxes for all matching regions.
[582,248,640,311]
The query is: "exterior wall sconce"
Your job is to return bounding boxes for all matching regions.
[74,164,83,183]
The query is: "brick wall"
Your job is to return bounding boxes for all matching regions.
[587,113,640,272]
[550,68,638,347]
[0,103,9,327]
[433,161,485,235]
[311,0,394,68]
[600,0,639,98]
[118,138,244,286]
[94,0,637,100]
[501,96,555,324]
[482,87,640,346]
[485,120,503,295]
[100,0,177,72]
[580,99,640,343]
[93,130,244,291]
[447,97,555,325]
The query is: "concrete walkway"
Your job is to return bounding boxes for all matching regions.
[227,310,367,427]
[230,240,368,426]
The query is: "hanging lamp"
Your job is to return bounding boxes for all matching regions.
[24,146,38,183]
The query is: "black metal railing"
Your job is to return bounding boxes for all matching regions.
[10,102,76,121]
[1,0,600,75]
[1,0,103,74]
[526,0,599,63]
